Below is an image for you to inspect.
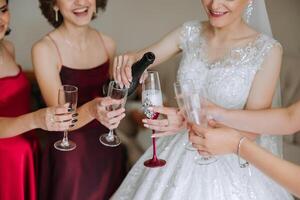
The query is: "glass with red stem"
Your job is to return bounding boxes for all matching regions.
[142,71,166,168]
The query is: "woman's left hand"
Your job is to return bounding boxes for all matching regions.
[189,123,242,155]
[142,106,185,138]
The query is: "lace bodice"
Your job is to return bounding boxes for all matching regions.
[178,21,282,155]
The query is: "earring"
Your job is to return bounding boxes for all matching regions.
[246,0,254,23]
[93,8,98,18]
[54,7,59,22]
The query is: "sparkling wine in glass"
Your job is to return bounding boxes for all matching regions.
[99,81,128,147]
[174,79,197,151]
[54,85,78,151]
[183,91,217,165]
[142,71,166,168]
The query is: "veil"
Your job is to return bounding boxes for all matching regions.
[245,0,283,157]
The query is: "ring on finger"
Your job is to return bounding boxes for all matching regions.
[50,114,55,126]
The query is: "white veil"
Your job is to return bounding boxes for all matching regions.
[245,0,283,157]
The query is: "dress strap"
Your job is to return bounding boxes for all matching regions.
[95,31,110,59]
[46,34,63,66]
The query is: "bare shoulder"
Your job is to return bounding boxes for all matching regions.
[98,31,116,56]
[32,36,55,55]
[2,39,15,56]
[32,35,60,70]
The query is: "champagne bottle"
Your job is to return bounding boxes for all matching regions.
[102,52,155,96]
[127,52,155,96]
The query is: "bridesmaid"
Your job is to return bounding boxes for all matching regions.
[0,0,75,199]
[33,0,127,199]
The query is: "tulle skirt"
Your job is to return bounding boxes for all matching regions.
[112,132,293,200]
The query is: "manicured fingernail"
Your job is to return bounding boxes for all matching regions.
[151,135,156,138]
[72,119,78,123]
[144,124,149,128]
[142,119,147,123]
[72,113,78,117]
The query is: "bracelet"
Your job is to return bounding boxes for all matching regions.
[237,136,249,168]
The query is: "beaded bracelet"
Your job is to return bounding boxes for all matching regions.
[237,136,249,168]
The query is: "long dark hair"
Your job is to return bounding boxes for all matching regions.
[5,0,11,35]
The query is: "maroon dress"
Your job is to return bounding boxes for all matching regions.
[0,68,40,200]
[39,61,127,200]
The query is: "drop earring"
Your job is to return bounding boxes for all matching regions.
[54,7,59,22]
[93,8,98,18]
[246,0,254,23]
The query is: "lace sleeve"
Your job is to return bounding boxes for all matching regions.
[179,20,201,51]
[255,36,282,71]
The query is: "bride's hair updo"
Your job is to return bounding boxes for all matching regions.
[38,0,107,28]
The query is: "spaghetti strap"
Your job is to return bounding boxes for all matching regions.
[95,31,110,58]
[47,34,63,66]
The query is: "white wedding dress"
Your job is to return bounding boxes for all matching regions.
[112,21,294,200]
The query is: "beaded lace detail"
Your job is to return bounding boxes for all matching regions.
[111,21,292,200]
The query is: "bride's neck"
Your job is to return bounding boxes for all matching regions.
[209,18,247,42]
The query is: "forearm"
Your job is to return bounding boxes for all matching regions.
[135,46,180,68]
[68,101,94,131]
[240,139,300,197]
[0,112,38,138]
[220,107,296,135]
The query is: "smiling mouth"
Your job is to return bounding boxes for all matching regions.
[209,10,229,17]
[72,7,89,16]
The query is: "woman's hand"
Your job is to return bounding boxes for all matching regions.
[202,100,226,122]
[143,106,185,138]
[90,97,126,130]
[189,123,242,155]
[35,105,77,131]
[114,53,147,88]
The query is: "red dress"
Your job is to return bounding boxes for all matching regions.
[0,69,40,200]
[39,61,127,200]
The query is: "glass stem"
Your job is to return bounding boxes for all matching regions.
[107,130,114,141]
[152,130,158,161]
[62,130,69,146]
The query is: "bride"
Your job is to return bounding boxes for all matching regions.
[112,0,293,199]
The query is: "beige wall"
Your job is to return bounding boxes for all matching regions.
[7,0,300,108]
[8,0,205,69]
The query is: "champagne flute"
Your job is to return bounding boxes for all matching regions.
[54,85,78,151]
[183,91,217,165]
[142,71,166,168]
[99,81,128,147]
[173,79,197,151]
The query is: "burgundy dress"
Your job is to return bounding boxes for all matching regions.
[0,68,40,200]
[39,61,127,200]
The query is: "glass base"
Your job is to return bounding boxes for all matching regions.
[195,155,218,165]
[144,158,166,168]
[99,134,121,147]
[185,142,197,151]
[54,140,76,151]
